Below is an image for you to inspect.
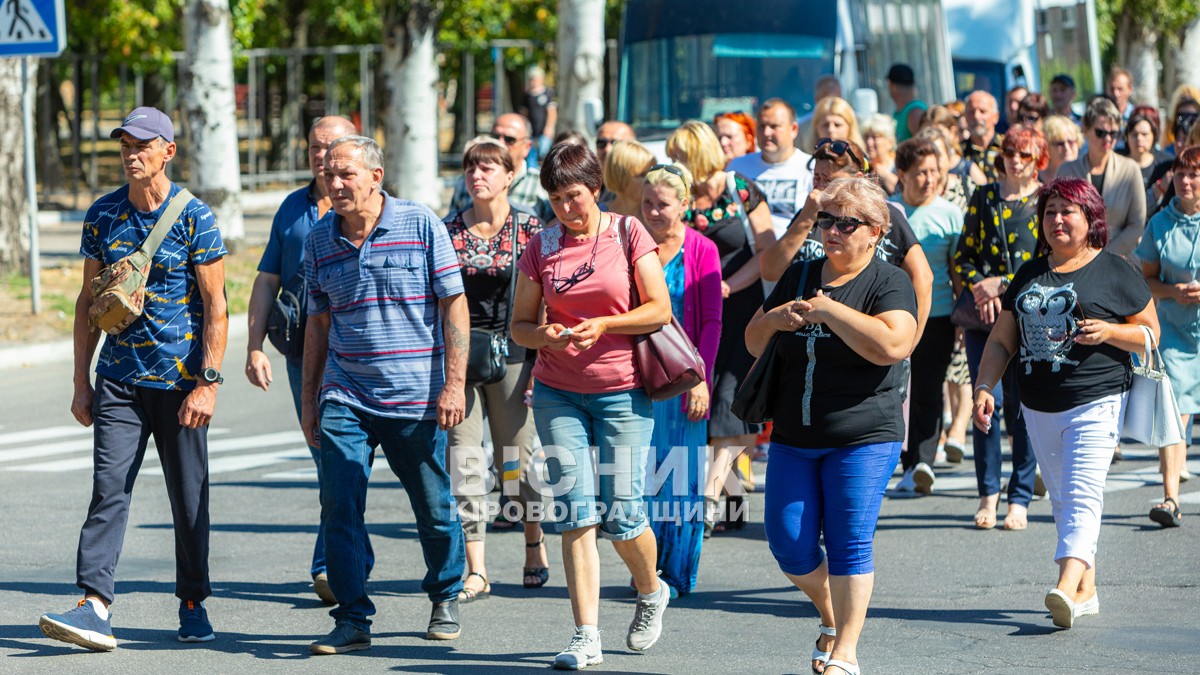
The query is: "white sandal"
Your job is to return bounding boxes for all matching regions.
[810,624,837,674]
[824,659,861,675]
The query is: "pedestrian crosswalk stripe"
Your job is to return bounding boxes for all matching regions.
[142,447,311,476]
[0,437,92,464]
[0,425,88,447]
[4,429,296,472]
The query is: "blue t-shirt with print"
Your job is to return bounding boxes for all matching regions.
[81,183,227,391]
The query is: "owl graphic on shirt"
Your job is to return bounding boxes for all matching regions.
[1015,282,1081,374]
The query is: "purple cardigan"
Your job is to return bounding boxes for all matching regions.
[681,227,723,414]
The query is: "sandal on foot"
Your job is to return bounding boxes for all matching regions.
[974,507,997,530]
[1003,504,1028,531]
[523,536,550,589]
[810,623,836,674]
[457,572,490,603]
[1149,497,1182,528]
[824,659,860,675]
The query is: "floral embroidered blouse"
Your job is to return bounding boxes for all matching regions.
[685,172,767,278]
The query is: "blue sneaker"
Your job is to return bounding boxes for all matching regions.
[39,599,117,651]
[178,599,215,643]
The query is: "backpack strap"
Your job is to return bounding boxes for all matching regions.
[726,172,755,255]
[139,189,194,259]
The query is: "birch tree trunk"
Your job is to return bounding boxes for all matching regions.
[556,0,606,142]
[1127,28,1160,108]
[382,1,443,212]
[1177,17,1200,92]
[0,59,34,275]
[180,0,245,247]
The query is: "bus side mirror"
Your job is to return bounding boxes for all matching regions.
[852,88,878,118]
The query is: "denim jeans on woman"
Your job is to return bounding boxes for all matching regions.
[964,329,1037,506]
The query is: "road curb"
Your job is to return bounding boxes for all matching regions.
[0,313,250,371]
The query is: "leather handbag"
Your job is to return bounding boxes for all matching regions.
[465,212,519,385]
[731,333,782,424]
[1124,325,1185,448]
[950,289,992,333]
[618,217,706,401]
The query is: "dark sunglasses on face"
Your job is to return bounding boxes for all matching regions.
[1022,114,1041,124]
[1003,148,1036,161]
[491,132,525,146]
[646,163,686,180]
[1091,128,1120,140]
[815,211,868,234]
[814,137,870,173]
[595,138,619,149]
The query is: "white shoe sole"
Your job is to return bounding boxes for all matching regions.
[39,615,117,651]
[178,632,216,643]
[913,469,935,494]
[1045,590,1074,629]
[553,653,604,670]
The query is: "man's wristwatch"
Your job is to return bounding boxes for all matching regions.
[200,368,224,385]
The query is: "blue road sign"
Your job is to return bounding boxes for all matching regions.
[0,0,65,57]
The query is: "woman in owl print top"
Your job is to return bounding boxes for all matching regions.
[443,137,549,600]
[973,177,1158,631]
[952,125,1045,531]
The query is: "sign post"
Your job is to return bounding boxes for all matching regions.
[1,0,68,315]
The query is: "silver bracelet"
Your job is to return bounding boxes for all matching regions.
[973,383,993,395]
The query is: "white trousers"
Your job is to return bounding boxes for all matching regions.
[1021,393,1125,568]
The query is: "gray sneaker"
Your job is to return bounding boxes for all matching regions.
[626,583,669,651]
[553,627,603,670]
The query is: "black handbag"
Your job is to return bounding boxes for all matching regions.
[465,213,519,385]
[951,190,1016,334]
[266,271,307,361]
[731,333,782,424]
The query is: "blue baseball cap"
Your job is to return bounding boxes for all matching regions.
[110,106,175,143]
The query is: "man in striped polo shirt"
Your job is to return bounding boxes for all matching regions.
[299,136,470,655]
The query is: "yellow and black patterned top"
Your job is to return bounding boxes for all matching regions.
[953,183,1040,290]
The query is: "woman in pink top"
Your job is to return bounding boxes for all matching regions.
[511,142,673,669]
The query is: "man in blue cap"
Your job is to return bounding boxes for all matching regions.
[37,106,228,651]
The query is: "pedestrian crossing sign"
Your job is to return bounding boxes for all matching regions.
[0,0,65,57]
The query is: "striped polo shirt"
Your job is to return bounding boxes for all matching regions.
[304,192,464,419]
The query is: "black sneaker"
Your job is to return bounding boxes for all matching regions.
[39,600,117,651]
[178,599,215,642]
[309,623,371,655]
[426,599,461,640]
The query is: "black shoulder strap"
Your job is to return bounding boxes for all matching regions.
[501,209,521,336]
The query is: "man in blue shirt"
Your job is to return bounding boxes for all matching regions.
[39,107,228,650]
[245,115,365,606]
[300,135,469,655]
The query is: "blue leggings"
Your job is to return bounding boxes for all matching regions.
[764,441,901,577]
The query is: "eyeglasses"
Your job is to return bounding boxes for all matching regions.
[814,137,870,173]
[491,132,526,146]
[1022,114,1041,124]
[1003,149,1036,161]
[815,211,869,234]
[551,231,602,293]
[595,138,621,150]
[1091,128,1120,140]
[646,163,686,180]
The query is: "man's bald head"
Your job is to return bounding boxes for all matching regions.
[493,113,533,165]
[596,121,635,162]
[309,116,358,182]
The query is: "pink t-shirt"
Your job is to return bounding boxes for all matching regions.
[517,214,658,393]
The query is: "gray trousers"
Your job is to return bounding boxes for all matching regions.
[76,375,211,605]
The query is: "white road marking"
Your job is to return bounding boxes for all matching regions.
[4,429,291,472]
[0,425,88,447]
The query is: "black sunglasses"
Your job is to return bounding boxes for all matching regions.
[595,138,619,149]
[815,211,869,234]
[647,163,686,180]
[491,132,526,146]
[1003,149,1036,161]
[814,137,870,172]
[1091,128,1120,140]
[1022,114,1041,124]
[551,231,602,293]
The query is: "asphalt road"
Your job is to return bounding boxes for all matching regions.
[1,351,1198,673]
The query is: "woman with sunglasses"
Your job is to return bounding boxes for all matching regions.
[890,138,964,494]
[665,120,775,535]
[1057,97,1146,257]
[639,162,723,595]
[747,177,917,675]
[974,177,1157,629]
[1136,146,1200,528]
[443,137,549,602]
[953,124,1046,530]
[511,141,673,669]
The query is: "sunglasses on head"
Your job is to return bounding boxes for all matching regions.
[815,211,869,234]
[491,132,525,146]
[1091,128,1120,140]
[647,163,686,180]
[814,137,870,172]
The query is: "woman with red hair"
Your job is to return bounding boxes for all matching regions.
[974,177,1158,629]
[714,112,756,166]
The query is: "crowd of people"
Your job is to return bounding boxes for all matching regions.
[35,59,1198,674]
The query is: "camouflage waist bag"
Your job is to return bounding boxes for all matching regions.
[88,189,194,335]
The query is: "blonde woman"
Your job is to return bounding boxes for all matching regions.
[862,114,900,194]
[809,97,866,154]
[666,120,775,535]
[602,139,656,217]
[1042,115,1082,183]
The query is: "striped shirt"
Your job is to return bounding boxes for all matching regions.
[304,193,464,419]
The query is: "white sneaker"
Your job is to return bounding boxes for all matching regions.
[895,468,917,492]
[626,583,669,651]
[913,463,935,494]
[1181,469,1192,483]
[553,627,602,670]
[1074,593,1099,619]
[1045,589,1075,629]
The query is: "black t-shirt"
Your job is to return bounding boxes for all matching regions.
[525,87,556,137]
[764,256,918,448]
[792,201,919,268]
[1002,250,1152,412]
[444,208,542,363]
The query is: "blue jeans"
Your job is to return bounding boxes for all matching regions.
[532,382,653,541]
[764,441,901,577]
[964,330,1037,506]
[286,360,376,577]
[318,401,465,631]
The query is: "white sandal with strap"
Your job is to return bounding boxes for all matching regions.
[810,624,837,674]
[824,659,861,675]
